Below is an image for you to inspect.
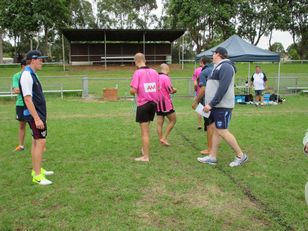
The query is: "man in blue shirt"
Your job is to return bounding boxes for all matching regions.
[192,56,213,155]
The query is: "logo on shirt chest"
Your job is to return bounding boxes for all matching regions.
[144,82,156,92]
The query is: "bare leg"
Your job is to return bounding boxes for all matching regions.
[200,124,213,155]
[161,112,176,145]
[18,121,26,146]
[215,129,243,157]
[32,139,46,175]
[197,114,202,129]
[305,143,308,154]
[135,122,150,162]
[209,124,223,158]
[156,115,164,140]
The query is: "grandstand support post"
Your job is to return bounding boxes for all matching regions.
[62,34,65,71]
[82,76,89,98]
[143,31,145,55]
[104,31,107,70]
[277,61,281,103]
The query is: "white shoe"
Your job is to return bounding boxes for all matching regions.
[32,174,53,185]
[197,156,217,165]
[38,178,53,186]
[229,154,248,167]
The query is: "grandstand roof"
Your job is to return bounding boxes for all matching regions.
[62,29,185,42]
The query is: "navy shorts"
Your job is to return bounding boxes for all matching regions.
[28,119,47,139]
[209,108,232,129]
[16,106,25,121]
[255,90,264,96]
[136,101,157,123]
[156,109,175,116]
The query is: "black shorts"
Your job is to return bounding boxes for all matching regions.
[209,108,232,129]
[157,109,175,116]
[28,119,47,139]
[255,90,264,96]
[16,106,25,121]
[136,101,157,123]
[203,117,209,131]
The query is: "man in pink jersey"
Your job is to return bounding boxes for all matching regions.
[157,63,177,146]
[192,59,205,129]
[130,53,159,162]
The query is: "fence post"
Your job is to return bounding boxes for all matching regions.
[82,76,89,98]
[188,78,192,96]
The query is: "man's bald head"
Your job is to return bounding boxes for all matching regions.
[160,63,169,75]
[134,53,146,67]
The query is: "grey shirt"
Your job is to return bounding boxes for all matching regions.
[205,59,236,109]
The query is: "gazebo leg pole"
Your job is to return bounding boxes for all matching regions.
[277,61,281,103]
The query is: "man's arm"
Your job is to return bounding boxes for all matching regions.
[24,96,44,129]
[130,87,137,95]
[12,73,20,93]
[192,86,205,109]
[12,88,20,94]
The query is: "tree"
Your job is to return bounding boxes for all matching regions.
[269,42,285,56]
[69,0,97,29]
[96,0,157,29]
[236,0,287,46]
[287,0,308,59]
[33,0,70,58]
[166,0,237,53]
[0,0,38,61]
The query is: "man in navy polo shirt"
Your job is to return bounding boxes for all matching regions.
[19,50,54,185]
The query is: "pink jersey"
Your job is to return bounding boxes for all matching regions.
[157,73,174,112]
[192,67,202,93]
[130,67,159,106]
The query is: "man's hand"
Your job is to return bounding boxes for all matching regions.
[203,104,212,113]
[35,118,45,130]
[192,101,198,110]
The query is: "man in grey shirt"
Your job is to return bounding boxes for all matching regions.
[197,47,248,167]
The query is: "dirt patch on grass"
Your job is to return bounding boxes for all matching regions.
[135,179,271,230]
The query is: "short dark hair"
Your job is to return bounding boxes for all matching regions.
[20,59,26,66]
[200,56,212,65]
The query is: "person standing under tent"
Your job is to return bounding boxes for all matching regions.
[250,66,267,106]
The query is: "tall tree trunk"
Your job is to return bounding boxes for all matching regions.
[268,30,273,49]
[0,30,3,64]
[43,26,48,55]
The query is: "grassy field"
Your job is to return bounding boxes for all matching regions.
[0,93,308,230]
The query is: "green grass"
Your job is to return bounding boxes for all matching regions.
[0,94,308,230]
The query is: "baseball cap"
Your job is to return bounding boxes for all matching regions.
[20,59,26,66]
[26,50,48,60]
[212,47,228,57]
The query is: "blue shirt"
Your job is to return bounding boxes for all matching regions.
[199,64,213,87]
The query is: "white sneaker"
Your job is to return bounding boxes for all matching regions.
[197,156,217,165]
[229,154,248,167]
[43,169,54,176]
[38,178,53,186]
[32,174,53,186]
